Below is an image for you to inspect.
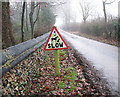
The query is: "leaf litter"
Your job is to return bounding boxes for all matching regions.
[2,44,112,96]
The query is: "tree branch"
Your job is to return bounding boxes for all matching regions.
[33,4,40,31]
[105,0,115,4]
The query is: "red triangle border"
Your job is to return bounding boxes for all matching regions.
[44,26,69,51]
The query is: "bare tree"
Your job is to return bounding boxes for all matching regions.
[61,0,70,25]
[78,0,92,23]
[102,0,115,38]
[29,2,34,39]
[26,2,28,31]
[102,0,115,23]
[33,4,40,32]
[29,2,41,39]
[21,1,26,42]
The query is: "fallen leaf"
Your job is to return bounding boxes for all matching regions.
[45,86,49,90]
[30,90,34,93]
[55,77,59,80]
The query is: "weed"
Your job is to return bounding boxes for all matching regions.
[60,50,66,55]
[63,66,77,90]
[70,83,75,90]
[46,58,49,62]
[58,81,65,89]
[49,91,52,94]
[36,87,39,89]
[68,67,76,71]
[66,89,70,92]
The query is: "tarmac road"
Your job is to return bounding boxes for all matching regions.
[60,29,119,95]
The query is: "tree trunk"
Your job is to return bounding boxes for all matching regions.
[118,18,120,42]
[83,17,86,24]
[21,1,26,42]
[2,2,15,48]
[29,2,34,39]
[26,2,28,31]
[103,1,108,38]
[103,1,107,23]
[29,2,40,39]
[33,4,40,33]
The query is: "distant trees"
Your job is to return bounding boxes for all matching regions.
[80,17,117,37]
[62,1,70,25]
[118,18,120,41]
[40,6,55,26]
[29,2,55,38]
[35,3,55,37]
[2,1,56,49]
[2,2,15,48]
[2,0,119,49]
[29,2,35,39]
[102,0,116,38]
[78,0,92,23]
[102,0,115,23]
[61,16,118,40]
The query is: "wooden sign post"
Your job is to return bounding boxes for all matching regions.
[44,26,69,76]
[54,50,60,76]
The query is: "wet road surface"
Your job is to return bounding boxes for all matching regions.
[60,29,119,94]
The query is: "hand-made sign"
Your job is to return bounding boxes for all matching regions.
[44,26,69,51]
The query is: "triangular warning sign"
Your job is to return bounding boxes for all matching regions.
[44,26,69,51]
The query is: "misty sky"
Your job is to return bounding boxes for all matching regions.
[55,0,119,26]
[8,0,119,17]
[8,0,119,26]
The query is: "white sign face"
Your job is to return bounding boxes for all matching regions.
[44,26,69,51]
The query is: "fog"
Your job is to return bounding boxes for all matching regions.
[54,0,119,27]
[8,0,119,27]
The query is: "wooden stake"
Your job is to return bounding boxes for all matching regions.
[54,50,60,76]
